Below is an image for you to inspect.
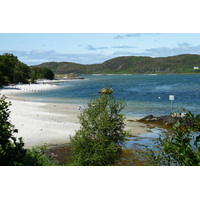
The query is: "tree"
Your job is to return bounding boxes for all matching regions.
[0,95,26,165]
[30,67,39,83]
[30,67,54,82]
[0,53,31,85]
[142,111,200,166]
[13,62,30,83]
[69,87,129,166]
[0,54,16,85]
[0,72,4,86]
[41,67,54,80]
[0,95,54,166]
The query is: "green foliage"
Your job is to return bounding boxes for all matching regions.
[0,95,25,165]
[13,62,30,83]
[69,88,129,166]
[34,54,200,75]
[0,95,54,166]
[142,111,200,166]
[30,67,54,82]
[0,53,54,86]
[19,147,58,166]
[0,53,30,86]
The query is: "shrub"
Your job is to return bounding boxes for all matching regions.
[69,88,129,166]
[142,111,200,166]
[0,95,54,166]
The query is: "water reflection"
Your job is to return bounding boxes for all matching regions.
[124,127,167,150]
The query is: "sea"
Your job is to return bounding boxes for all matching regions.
[17,74,200,153]
[18,74,200,117]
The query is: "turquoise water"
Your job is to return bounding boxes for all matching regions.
[19,74,200,117]
[18,74,200,153]
[125,127,167,151]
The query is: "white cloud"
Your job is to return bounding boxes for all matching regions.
[112,45,137,49]
[113,51,134,56]
[114,35,124,39]
[144,44,200,57]
[177,42,190,47]
[2,50,113,65]
[114,33,159,39]
[1,43,200,66]
[86,45,108,51]
[126,33,142,38]
[144,47,173,56]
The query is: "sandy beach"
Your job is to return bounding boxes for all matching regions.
[0,83,150,149]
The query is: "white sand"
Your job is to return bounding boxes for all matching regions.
[2,83,58,94]
[0,83,150,149]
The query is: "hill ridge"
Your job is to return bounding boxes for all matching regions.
[32,54,200,74]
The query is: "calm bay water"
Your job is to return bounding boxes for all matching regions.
[19,74,200,117]
[18,74,200,152]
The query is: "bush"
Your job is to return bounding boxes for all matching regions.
[142,111,200,166]
[0,95,54,166]
[0,53,31,85]
[69,88,129,166]
[30,67,54,82]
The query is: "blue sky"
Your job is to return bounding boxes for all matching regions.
[1,33,200,65]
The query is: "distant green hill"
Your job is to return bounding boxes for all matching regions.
[32,54,200,74]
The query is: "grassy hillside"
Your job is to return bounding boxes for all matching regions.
[32,54,200,75]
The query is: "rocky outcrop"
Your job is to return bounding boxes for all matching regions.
[137,114,196,127]
[137,115,176,125]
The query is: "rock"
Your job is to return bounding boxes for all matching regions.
[137,114,190,127]
[138,115,160,123]
[140,115,154,121]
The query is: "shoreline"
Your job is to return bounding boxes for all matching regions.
[0,83,151,149]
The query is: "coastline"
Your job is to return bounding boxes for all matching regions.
[0,83,150,149]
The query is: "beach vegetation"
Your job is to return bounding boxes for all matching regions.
[141,111,200,166]
[0,95,54,166]
[0,53,54,86]
[30,67,54,82]
[69,87,129,166]
[0,53,30,86]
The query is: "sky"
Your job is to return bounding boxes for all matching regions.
[1,33,200,66]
